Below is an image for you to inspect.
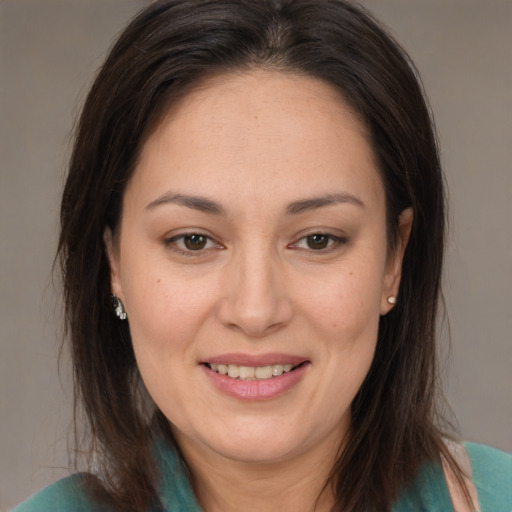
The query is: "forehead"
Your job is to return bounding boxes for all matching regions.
[128,69,384,213]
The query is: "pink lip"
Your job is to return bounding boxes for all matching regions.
[202,361,310,401]
[203,353,307,367]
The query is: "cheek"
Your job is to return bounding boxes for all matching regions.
[118,246,218,359]
[125,276,212,351]
[298,260,385,338]
[122,270,216,419]
[307,267,382,407]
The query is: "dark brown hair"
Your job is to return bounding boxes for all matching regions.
[59,1,460,510]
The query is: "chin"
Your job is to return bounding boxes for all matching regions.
[207,420,343,466]
[175,415,312,465]
[210,436,304,465]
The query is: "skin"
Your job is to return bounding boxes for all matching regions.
[106,69,412,511]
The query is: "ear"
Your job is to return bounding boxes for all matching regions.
[104,228,124,300]
[381,207,413,315]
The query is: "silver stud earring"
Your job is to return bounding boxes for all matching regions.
[387,296,397,305]
[111,295,127,320]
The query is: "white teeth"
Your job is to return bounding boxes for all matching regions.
[272,364,284,376]
[227,365,240,378]
[255,366,273,379]
[208,363,299,380]
[239,366,255,380]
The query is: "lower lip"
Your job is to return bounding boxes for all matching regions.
[202,363,309,401]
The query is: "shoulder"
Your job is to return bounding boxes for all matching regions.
[11,474,109,512]
[393,456,452,511]
[393,443,512,512]
[464,442,512,512]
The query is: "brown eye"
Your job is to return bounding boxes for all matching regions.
[183,234,208,250]
[306,234,330,250]
[290,233,346,252]
[165,232,222,255]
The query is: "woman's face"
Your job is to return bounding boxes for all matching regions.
[107,70,410,465]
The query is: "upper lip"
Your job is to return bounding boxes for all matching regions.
[202,353,309,367]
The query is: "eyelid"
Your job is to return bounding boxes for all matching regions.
[164,231,224,255]
[288,230,348,251]
[163,229,347,255]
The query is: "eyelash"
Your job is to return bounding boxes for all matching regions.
[164,232,347,257]
[164,233,222,257]
[290,233,347,252]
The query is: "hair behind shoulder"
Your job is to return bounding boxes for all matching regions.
[58,1,465,510]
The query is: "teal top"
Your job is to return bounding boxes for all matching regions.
[12,442,512,512]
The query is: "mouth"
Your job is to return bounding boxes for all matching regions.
[201,356,310,400]
[204,362,306,381]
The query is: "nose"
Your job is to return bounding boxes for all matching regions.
[217,247,293,338]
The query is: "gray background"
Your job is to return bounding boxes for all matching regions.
[1,0,510,509]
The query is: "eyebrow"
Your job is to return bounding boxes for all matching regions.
[285,193,364,215]
[145,191,364,215]
[145,192,226,215]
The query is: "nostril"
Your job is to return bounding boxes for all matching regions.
[216,262,293,336]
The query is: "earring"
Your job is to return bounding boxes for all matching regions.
[111,295,127,320]
[387,296,397,305]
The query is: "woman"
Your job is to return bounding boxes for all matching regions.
[13,1,511,511]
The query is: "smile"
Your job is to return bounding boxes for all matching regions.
[206,363,300,380]
[202,360,310,401]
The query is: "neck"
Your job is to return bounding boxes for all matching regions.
[175,431,343,512]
